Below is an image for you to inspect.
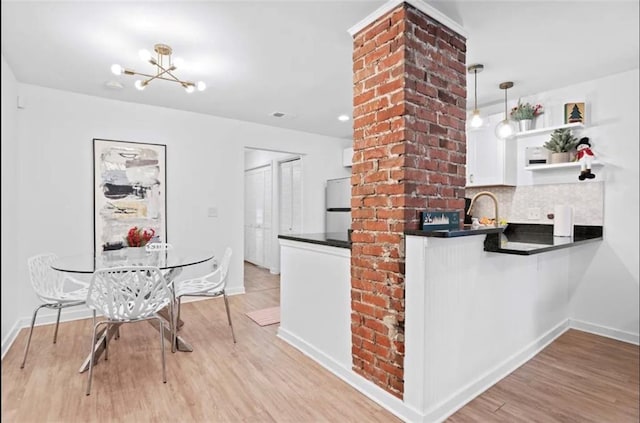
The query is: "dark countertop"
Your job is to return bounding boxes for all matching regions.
[483,224,603,255]
[278,232,351,249]
[405,225,506,238]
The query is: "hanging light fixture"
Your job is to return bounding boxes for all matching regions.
[467,64,484,128]
[495,81,517,139]
[111,44,206,93]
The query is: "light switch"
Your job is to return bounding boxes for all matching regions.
[208,207,218,218]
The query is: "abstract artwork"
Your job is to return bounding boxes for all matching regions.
[93,139,167,254]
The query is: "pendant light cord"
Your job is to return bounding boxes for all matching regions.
[504,86,508,119]
[474,70,478,110]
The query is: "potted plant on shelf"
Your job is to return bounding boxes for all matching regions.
[511,101,544,132]
[543,128,578,163]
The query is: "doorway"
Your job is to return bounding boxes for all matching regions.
[244,148,302,275]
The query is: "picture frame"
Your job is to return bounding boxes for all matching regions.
[93,138,167,254]
[564,102,586,124]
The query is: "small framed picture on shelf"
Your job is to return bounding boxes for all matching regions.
[564,102,586,124]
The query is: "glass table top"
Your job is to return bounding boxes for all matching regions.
[51,248,214,274]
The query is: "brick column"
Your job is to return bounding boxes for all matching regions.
[350,2,466,398]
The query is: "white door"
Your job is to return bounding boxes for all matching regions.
[279,158,302,235]
[244,166,272,268]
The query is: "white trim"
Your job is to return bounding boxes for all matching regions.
[1,319,23,360]
[277,327,422,423]
[570,319,639,345]
[225,286,246,296]
[418,320,570,423]
[279,238,351,258]
[348,0,467,39]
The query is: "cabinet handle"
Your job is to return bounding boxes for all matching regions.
[469,173,474,183]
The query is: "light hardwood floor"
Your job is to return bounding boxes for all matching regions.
[2,263,638,422]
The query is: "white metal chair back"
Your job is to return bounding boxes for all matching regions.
[145,243,174,252]
[174,247,236,343]
[27,253,66,302]
[87,266,172,321]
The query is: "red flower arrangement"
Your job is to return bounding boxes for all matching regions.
[126,226,155,247]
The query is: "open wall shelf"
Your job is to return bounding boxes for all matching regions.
[524,160,603,171]
[516,122,584,138]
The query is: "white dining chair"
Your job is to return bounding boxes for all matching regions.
[174,247,236,343]
[145,242,174,251]
[85,266,175,395]
[21,253,93,369]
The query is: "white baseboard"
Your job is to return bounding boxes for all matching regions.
[1,305,94,361]
[570,319,639,345]
[277,327,422,423]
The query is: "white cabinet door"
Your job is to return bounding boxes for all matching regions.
[466,113,516,187]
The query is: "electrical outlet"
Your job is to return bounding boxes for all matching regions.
[527,207,541,220]
[207,207,218,218]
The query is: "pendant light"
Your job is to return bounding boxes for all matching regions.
[468,64,484,128]
[495,81,517,139]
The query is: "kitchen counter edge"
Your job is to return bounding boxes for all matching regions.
[278,233,351,249]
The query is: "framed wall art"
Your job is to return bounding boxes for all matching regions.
[93,138,167,254]
[564,102,586,124]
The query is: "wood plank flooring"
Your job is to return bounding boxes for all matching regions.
[2,262,638,422]
[447,329,639,422]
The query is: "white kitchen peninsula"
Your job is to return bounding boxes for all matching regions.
[277,234,353,378]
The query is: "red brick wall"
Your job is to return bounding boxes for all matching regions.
[351,4,466,398]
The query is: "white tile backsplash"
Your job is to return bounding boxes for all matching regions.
[466,181,603,225]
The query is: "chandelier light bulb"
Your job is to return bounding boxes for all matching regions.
[196,81,206,91]
[470,110,483,128]
[110,64,123,76]
[172,57,185,69]
[185,84,195,94]
[138,49,152,62]
[134,80,146,91]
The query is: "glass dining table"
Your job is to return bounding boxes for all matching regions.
[52,248,215,373]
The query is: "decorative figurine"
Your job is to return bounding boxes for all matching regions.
[576,137,595,180]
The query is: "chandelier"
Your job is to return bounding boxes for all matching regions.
[111,44,206,93]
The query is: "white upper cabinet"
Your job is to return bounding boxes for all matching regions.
[466,113,517,187]
[342,147,353,167]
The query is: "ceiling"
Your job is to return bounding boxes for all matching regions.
[2,1,638,140]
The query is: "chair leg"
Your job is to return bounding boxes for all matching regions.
[158,318,167,383]
[176,297,182,332]
[104,324,109,361]
[20,304,48,369]
[223,291,236,343]
[53,307,62,344]
[86,320,106,396]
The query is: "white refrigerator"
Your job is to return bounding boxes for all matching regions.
[325,177,351,235]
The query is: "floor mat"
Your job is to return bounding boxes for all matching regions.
[246,306,280,327]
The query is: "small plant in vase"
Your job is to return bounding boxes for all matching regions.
[543,128,578,163]
[511,101,543,132]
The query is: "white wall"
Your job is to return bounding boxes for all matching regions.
[3,82,350,346]
[512,69,639,338]
[1,54,20,347]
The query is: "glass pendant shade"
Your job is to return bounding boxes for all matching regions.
[496,81,515,139]
[467,64,484,129]
[495,119,516,139]
[470,109,483,128]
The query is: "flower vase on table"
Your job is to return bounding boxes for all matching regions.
[127,246,148,259]
[125,226,156,260]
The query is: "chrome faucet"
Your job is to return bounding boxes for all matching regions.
[468,191,500,227]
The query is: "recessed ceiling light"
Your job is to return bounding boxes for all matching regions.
[338,114,350,122]
[271,111,286,118]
